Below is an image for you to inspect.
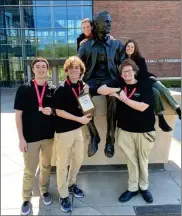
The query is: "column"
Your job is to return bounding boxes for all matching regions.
[27,65,31,81]
[52,66,59,86]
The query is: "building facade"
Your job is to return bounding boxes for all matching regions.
[0,0,180,87]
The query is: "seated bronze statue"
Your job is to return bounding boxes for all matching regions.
[78,11,124,158]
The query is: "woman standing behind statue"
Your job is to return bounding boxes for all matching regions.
[77,18,94,51]
[122,39,181,132]
[77,18,115,51]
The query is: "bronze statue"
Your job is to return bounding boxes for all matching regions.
[78,11,124,158]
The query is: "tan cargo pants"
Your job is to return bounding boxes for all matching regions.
[55,128,84,198]
[117,129,155,192]
[23,139,53,201]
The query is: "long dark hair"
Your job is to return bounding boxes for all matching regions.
[123,39,143,61]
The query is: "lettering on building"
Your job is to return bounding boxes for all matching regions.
[146,59,181,64]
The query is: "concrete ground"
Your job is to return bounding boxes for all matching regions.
[1,88,181,215]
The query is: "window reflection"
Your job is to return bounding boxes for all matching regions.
[67,1,92,5]
[53,7,67,28]
[1,7,20,28]
[1,0,19,5]
[1,0,93,85]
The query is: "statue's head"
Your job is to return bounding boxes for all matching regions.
[93,11,112,36]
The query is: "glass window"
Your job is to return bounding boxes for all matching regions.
[20,0,51,5]
[32,0,51,5]
[67,1,92,5]
[1,7,20,28]
[53,7,67,28]
[55,29,67,44]
[0,35,22,45]
[36,43,55,58]
[23,7,51,28]
[1,0,19,5]
[67,6,92,29]
[58,66,66,81]
[24,44,36,57]
[68,29,79,44]
[52,0,66,5]
[82,6,92,19]
[0,44,22,58]
[68,44,77,56]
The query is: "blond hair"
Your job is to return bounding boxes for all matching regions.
[63,56,85,77]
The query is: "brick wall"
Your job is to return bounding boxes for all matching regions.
[93,1,181,77]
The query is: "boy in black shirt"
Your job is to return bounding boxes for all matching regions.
[98,59,155,203]
[53,56,91,213]
[14,57,55,215]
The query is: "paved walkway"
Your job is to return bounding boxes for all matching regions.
[1,88,181,215]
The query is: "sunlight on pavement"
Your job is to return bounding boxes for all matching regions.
[169,138,181,168]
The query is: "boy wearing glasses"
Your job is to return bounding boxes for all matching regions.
[98,59,155,203]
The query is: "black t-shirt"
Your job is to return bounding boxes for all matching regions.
[53,80,84,133]
[14,80,56,143]
[107,77,155,133]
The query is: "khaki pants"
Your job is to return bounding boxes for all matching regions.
[117,129,155,192]
[55,128,84,198]
[23,139,53,201]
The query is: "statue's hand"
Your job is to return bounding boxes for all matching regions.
[83,84,90,94]
[80,38,89,46]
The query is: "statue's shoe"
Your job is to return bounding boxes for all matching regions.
[104,143,115,158]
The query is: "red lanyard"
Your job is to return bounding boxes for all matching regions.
[124,86,136,99]
[66,78,81,98]
[33,79,47,108]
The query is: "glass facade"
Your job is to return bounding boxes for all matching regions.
[0,0,93,86]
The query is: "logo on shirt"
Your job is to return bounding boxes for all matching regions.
[134,93,140,97]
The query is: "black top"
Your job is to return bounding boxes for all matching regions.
[107,77,155,133]
[77,33,85,51]
[14,80,56,143]
[53,79,84,133]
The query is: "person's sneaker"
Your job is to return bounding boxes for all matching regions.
[119,190,138,202]
[59,197,72,213]
[42,192,52,206]
[69,184,84,198]
[140,189,153,203]
[20,201,31,215]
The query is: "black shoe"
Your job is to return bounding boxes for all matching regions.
[158,115,172,132]
[69,184,84,198]
[88,135,100,157]
[176,107,181,120]
[104,143,115,158]
[119,190,138,202]
[59,197,72,213]
[140,189,153,203]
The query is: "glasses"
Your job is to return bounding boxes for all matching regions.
[122,69,134,74]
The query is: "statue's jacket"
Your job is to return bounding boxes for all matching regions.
[78,36,125,82]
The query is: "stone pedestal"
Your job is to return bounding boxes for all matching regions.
[51,91,181,166]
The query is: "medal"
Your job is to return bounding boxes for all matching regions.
[33,80,47,111]
[38,107,43,111]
